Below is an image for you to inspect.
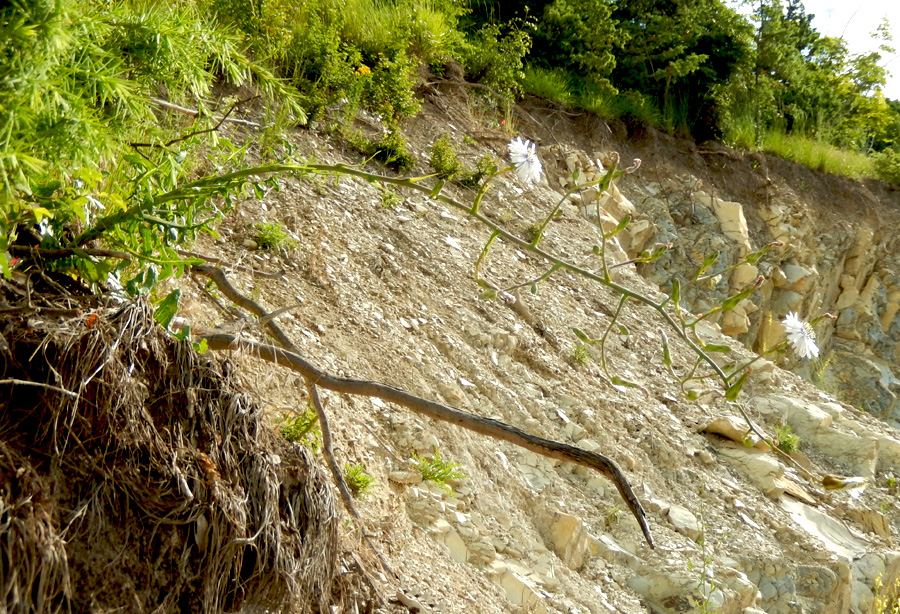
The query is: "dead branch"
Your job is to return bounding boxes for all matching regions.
[149,97,262,128]
[201,332,655,548]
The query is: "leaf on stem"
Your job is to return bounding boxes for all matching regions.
[693,251,719,281]
[603,215,630,239]
[154,289,181,329]
[725,371,749,401]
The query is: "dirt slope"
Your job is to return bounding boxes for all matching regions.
[177,88,900,614]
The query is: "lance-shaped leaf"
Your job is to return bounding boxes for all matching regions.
[154,289,181,330]
[693,251,719,281]
[573,327,596,344]
[478,289,498,300]
[660,329,672,367]
[634,243,670,264]
[725,371,749,401]
[603,215,631,239]
[702,343,732,353]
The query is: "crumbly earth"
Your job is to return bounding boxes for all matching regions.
[175,86,900,614]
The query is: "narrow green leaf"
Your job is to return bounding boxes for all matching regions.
[610,376,638,388]
[685,390,699,401]
[693,251,719,280]
[429,180,445,197]
[154,289,181,329]
[572,327,592,343]
[615,324,629,335]
[478,289,498,300]
[530,282,538,295]
[604,215,631,238]
[725,371,749,401]
[702,343,732,353]
[722,285,757,311]
[660,330,672,367]
[670,279,680,308]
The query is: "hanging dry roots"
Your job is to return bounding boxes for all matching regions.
[0,300,345,614]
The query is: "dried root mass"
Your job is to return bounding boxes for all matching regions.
[0,298,338,614]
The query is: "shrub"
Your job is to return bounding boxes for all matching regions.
[458,21,532,100]
[429,134,463,179]
[254,221,298,252]
[774,424,800,454]
[873,150,900,185]
[278,407,322,452]
[347,129,415,172]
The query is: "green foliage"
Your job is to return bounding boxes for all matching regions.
[205,0,429,123]
[413,450,468,490]
[254,221,298,252]
[774,424,801,453]
[521,66,572,104]
[347,130,415,172]
[872,150,900,185]
[343,462,375,498]
[429,134,463,179]
[456,155,497,189]
[278,407,322,452]
[532,0,620,95]
[458,21,532,100]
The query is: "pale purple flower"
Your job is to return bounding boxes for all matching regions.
[507,137,542,185]
[783,312,818,359]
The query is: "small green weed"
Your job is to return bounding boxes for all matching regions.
[568,343,590,366]
[347,129,415,172]
[606,504,622,525]
[254,221,298,252]
[774,424,801,454]
[379,185,402,208]
[277,406,321,452]
[413,450,467,491]
[429,133,463,179]
[344,461,375,498]
[456,155,497,189]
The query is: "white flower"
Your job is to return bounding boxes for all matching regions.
[782,311,819,359]
[507,137,542,185]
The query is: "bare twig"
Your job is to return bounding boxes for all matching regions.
[179,250,285,279]
[202,332,655,548]
[149,96,262,128]
[306,382,360,520]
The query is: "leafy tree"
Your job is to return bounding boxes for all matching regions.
[610,0,751,138]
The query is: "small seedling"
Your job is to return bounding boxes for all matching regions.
[774,424,800,454]
[568,343,590,366]
[413,450,468,492]
[379,185,402,209]
[277,405,321,452]
[606,504,622,525]
[254,221,297,252]
[344,462,375,498]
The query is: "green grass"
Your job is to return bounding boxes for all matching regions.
[521,66,572,104]
[760,130,873,179]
